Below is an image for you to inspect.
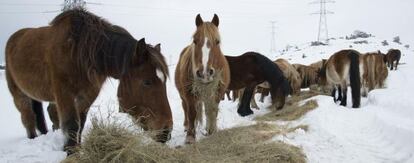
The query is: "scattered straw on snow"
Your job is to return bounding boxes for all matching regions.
[64,114,306,163]
[256,90,320,121]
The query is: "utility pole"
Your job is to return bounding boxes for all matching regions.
[270,21,277,54]
[310,0,334,44]
[62,0,86,11]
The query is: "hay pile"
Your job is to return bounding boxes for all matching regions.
[64,117,306,163]
[256,90,320,121]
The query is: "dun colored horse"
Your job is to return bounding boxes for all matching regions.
[361,51,388,96]
[319,49,363,108]
[386,49,401,70]
[175,14,230,144]
[225,52,290,116]
[274,59,302,95]
[292,64,320,89]
[5,9,172,153]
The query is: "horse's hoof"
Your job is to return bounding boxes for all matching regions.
[340,102,346,107]
[352,104,360,108]
[185,136,196,144]
[237,109,253,117]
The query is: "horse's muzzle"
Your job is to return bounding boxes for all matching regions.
[155,127,172,143]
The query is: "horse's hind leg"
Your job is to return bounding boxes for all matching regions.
[339,84,347,107]
[395,59,400,70]
[47,103,60,131]
[6,70,39,138]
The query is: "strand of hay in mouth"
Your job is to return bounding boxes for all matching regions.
[64,115,306,163]
[256,90,320,121]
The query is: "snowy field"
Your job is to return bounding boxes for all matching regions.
[1,0,414,162]
[1,36,413,162]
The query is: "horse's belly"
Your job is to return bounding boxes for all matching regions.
[9,61,54,102]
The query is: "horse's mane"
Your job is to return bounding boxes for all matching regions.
[146,44,169,78]
[51,8,137,79]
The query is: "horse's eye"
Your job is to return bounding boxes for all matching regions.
[216,40,220,45]
[193,40,197,45]
[143,80,152,86]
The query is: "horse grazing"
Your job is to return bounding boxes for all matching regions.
[5,9,172,153]
[386,49,401,70]
[175,14,230,144]
[319,49,363,108]
[292,64,320,89]
[274,59,302,95]
[361,51,388,95]
[225,52,290,116]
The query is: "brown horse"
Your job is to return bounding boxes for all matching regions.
[309,59,327,70]
[386,49,401,70]
[5,9,172,153]
[225,52,290,116]
[292,64,320,89]
[319,49,363,108]
[175,14,230,144]
[274,59,302,95]
[361,51,388,95]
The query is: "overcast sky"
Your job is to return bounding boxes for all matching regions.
[1,0,413,64]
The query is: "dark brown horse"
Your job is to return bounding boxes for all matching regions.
[5,9,172,153]
[386,49,401,70]
[175,14,230,144]
[225,52,290,116]
[319,49,363,108]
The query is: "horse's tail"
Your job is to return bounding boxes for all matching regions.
[32,100,48,134]
[348,51,361,108]
[254,53,290,103]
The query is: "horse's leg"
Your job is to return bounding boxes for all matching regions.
[180,101,188,132]
[6,71,38,138]
[250,93,259,110]
[204,101,219,135]
[184,97,197,144]
[390,61,394,70]
[339,83,347,107]
[53,90,79,153]
[47,103,60,131]
[237,86,254,116]
[395,59,399,70]
[331,87,337,102]
[337,86,343,102]
[74,89,99,137]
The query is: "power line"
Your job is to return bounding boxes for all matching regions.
[310,0,334,44]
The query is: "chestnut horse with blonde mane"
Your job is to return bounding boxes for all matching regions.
[175,14,230,144]
[5,9,172,153]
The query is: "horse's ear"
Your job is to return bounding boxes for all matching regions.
[136,38,147,59]
[154,43,161,52]
[212,14,219,27]
[196,14,203,27]
[378,50,381,54]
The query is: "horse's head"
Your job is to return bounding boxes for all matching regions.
[117,39,172,143]
[191,14,222,83]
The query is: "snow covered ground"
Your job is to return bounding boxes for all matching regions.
[1,0,414,162]
[1,35,413,162]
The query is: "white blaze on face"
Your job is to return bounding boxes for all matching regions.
[201,37,210,75]
[156,69,165,82]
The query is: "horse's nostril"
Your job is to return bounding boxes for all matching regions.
[196,70,203,78]
[209,68,214,76]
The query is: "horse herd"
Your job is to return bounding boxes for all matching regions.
[4,8,402,154]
